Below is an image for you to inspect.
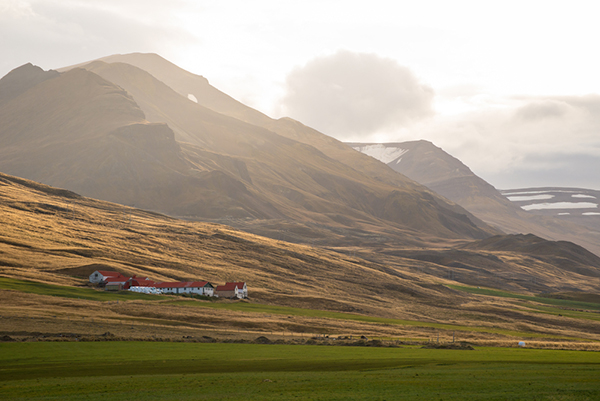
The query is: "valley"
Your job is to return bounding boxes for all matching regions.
[0,54,599,351]
[1,172,599,347]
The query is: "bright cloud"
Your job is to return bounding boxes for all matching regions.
[278,50,434,138]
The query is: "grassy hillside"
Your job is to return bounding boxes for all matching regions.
[1,172,600,346]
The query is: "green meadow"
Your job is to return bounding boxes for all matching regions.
[0,277,161,302]
[2,277,597,341]
[1,342,599,400]
[447,284,600,312]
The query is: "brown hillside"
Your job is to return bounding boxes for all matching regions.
[1,172,600,344]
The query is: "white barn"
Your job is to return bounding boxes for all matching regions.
[154,281,215,296]
[89,270,126,284]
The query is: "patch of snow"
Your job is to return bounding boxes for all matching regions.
[353,144,409,164]
[558,213,571,215]
[522,202,598,211]
[572,194,596,199]
[188,94,198,103]
[502,190,577,196]
[506,194,554,201]
[582,212,600,216]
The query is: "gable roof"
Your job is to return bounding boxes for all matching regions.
[129,278,156,287]
[104,277,128,283]
[95,271,125,278]
[216,282,245,291]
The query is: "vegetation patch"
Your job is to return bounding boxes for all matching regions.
[167,299,587,340]
[1,342,599,400]
[0,277,161,301]
[447,284,600,311]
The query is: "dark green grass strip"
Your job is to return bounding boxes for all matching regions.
[1,342,599,381]
[447,284,600,311]
[0,277,161,301]
[1,343,599,401]
[516,303,600,322]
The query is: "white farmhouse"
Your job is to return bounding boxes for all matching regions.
[154,281,215,296]
[215,282,247,299]
[89,270,126,284]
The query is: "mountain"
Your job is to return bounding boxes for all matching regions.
[501,187,600,218]
[349,141,600,256]
[0,63,59,106]
[65,54,497,239]
[0,65,279,220]
[0,56,501,248]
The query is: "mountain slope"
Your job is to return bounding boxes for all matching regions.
[71,53,496,237]
[0,63,59,106]
[350,141,600,256]
[65,58,497,241]
[0,66,282,218]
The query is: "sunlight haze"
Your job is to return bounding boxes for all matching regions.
[2,0,599,189]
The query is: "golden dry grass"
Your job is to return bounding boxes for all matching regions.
[1,172,600,348]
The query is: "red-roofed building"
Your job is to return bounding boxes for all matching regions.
[89,270,126,284]
[154,281,214,296]
[103,276,129,291]
[215,282,247,299]
[123,277,156,290]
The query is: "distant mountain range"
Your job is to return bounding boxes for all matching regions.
[349,141,600,256]
[0,54,500,250]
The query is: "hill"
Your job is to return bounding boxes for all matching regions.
[349,141,600,256]
[1,172,600,344]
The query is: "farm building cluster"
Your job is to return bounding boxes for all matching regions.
[89,270,248,299]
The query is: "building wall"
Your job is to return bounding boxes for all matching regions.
[216,290,236,298]
[105,283,123,291]
[89,271,105,284]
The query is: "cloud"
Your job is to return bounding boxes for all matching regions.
[0,0,194,77]
[513,100,570,122]
[405,94,600,189]
[278,50,434,138]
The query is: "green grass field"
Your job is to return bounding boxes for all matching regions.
[1,342,599,400]
[0,277,161,301]
[1,277,596,341]
[447,284,600,312]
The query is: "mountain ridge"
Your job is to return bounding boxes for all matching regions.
[22,56,498,243]
[349,141,600,256]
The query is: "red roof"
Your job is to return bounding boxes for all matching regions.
[154,281,211,289]
[97,271,125,278]
[104,277,128,283]
[216,282,245,291]
[129,278,156,287]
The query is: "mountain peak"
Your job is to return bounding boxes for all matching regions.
[0,63,59,106]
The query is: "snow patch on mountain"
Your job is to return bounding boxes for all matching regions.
[506,194,554,201]
[352,144,408,164]
[522,202,598,211]
[502,190,578,196]
[572,194,596,199]
[187,94,198,103]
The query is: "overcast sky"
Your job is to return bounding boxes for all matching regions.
[2,0,600,189]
